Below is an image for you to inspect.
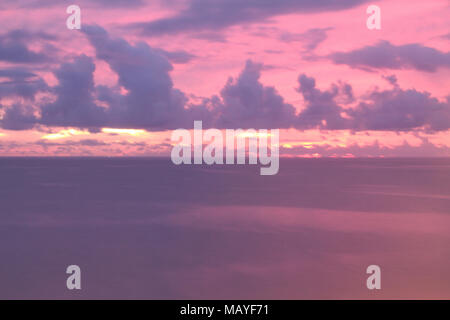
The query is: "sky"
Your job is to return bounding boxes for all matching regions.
[0,0,449,157]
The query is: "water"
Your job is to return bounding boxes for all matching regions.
[0,157,449,299]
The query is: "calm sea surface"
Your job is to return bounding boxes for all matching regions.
[0,157,449,299]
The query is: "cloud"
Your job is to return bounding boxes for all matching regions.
[130,0,370,36]
[1,26,449,134]
[0,26,206,131]
[296,74,353,130]
[154,48,197,64]
[279,28,333,51]
[213,60,297,128]
[0,30,53,64]
[39,54,107,129]
[0,103,37,130]
[36,139,108,147]
[1,30,57,42]
[0,68,37,80]
[349,87,450,131]
[281,138,450,157]
[82,25,190,130]
[295,73,450,132]
[4,0,145,9]
[328,41,450,72]
[0,67,49,100]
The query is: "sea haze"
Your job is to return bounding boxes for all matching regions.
[0,157,449,299]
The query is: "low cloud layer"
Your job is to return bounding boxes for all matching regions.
[328,41,450,72]
[1,26,449,133]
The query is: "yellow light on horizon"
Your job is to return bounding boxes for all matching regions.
[42,129,89,140]
[102,128,146,136]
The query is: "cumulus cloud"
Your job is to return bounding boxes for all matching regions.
[1,26,204,131]
[349,87,450,131]
[296,74,352,130]
[1,26,449,134]
[328,41,450,72]
[213,60,297,128]
[0,103,37,130]
[82,25,191,130]
[40,55,107,129]
[296,73,450,132]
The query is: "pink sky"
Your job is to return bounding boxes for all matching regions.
[0,0,449,157]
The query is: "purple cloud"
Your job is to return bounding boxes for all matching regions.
[279,28,333,51]
[1,26,449,134]
[82,25,190,130]
[296,74,352,130]
[0,30,53,64]
[154,48,197,64]
[0,67,49,100]
[213,60,297,128]
[328,41,450,72]
[349,87,450,131]
[130,0,370,36]
[2,0,144,9]
[39,55,107,129]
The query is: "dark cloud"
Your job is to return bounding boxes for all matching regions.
[349,87,450,131]
[0,67,49,100]
[0,78,48,101]
[6,0,145,9]
[0,103,37,130]
[296,74,352,130]
[382,74,399,88]
[0,68,37,80]
[39,55,107,129]
[0,31,52,64]
[294,73,450,132]
[1,30,57,42]
[328,41,450,72]
[36,139,108,147]
[1,26,449,134]
[0,26,207,131]
[130,0,370,36]
[81,25,190,130]
[295,73,450,132]
[213,60,297,128]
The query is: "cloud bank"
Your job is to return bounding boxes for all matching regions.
[1,26,449,134]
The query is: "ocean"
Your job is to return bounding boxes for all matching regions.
[0,157,449,299]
